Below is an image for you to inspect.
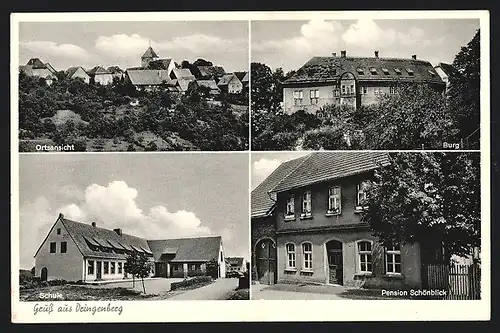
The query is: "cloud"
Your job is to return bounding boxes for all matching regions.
[19,181,213,268]
[253,19,344,56]
[95,33,245,59]
[342,20,446,49]
[253,158,281,178]
[20,41,91,60]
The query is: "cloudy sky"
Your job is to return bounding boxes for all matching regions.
[252,19,480,72]
[19,21,248,72]
[19,153,249,269]
[251,152,310,190]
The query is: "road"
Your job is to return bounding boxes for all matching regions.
[167,278,239,300]
[251,283,345,300]
[87,278,183,295]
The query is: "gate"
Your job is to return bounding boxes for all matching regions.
[256,239,276,285]
[423,262,481,300]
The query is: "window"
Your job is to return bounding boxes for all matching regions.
[310,89,319,104]
[390,85,396,94]
[88,260,94,275]
[406,68,414,76]
[191,264,196,270]
[356,68,364,75]
[327,186,341,214]
[293,90,303,105]
[118,262,123,274]
[104,261,109,274]
[111,262,115,274]
[359,85,367,94]
[50,242,56,253]
[173,265,179,271]
[350,85,354,93]
[357,241,373,273]
[286,243,296,269]
[382,68,390,75]
[57,228,61,235]
[356,181,370,210]
[394,68,402,75]
[301,191,312,217]
[285,195,295,218]
[385,245,402,274]
[341,85,346,94]
[302,243,313,270]
[370,68,377,75]
[60,241,67,253]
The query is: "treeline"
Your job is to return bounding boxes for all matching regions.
[251,30,480,151]
[18,72,248,151]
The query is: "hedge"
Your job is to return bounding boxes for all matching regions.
[170,276,212,291]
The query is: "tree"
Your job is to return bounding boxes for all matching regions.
[193,58,213,67]
[205,258,219,279]
[447,29,480,143]
[124,252,153,293]
[361,152,480,260]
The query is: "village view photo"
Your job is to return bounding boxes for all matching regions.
[251,19,481,151]
[18,21,249,152]
[18,153,250,301]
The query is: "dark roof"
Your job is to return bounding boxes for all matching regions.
[217,74,240,86]
[172,68,195,80]
[147,236,222,263]
[233,71,249,82]
[88,66,111,75]
[435,62,457,77]
[226,257,244,266]
[284,56,444,85]
[45,63,57,74]
[59,218,152,260]
[196,80,220,91]
[126,70,173,86]
[65,66,89,78]
[197,66,226,78]
[177,77,196,92]
[271,152,391,193]
[26,58,46,69]
[251,154,311,218]
[142,46,159,58]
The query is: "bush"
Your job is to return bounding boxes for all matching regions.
[170,276,212,291]
[302,127,348,150]
[48,279,69,286]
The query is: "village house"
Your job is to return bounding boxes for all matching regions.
[196,80,221,96]
[125,69,178,92]
[107,66,125,81]
[19,58,58,85]
[197,65,226,81]
[87,66,114,85]
[234,71,249,90]
[217,73,243,94]
[282,51,445,115]
[226,257,247,273]
[251,152,466,290]
[34,213,226,282]
[65,66,91,84]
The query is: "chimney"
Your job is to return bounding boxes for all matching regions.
[58,213,64,219]
[340,50,346,58]
[113,228,122,236]
[332,52,337,57]
[374,50,379,58]
[91,222,96,228]
[412,54,417,60]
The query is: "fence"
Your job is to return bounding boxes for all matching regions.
[423,262,481,300]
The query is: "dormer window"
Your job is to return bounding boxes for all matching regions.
[327,186,341,215]
[394,68,402,75]
[285,195,295,220]
[370,68,377,75]
[382,68,390,75]
[356,68,364,75]
[300,191,312,218]
[406,68,414,76]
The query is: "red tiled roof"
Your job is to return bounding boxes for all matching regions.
[251,154,311,218]
[284,56,444,85]
[271,152,391,193]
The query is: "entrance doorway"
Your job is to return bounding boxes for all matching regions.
[40,267,48,281]
[326,240,343,285]
[256,238,276,285]
[96,261,102,280]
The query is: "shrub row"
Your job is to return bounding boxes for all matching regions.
[170,276,212,290]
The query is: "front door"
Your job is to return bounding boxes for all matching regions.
[40,267,48,281]
[326,240,343,285]
[96,261,102,280]
[256,239,276,285]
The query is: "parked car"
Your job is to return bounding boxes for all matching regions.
[226,271,243,278]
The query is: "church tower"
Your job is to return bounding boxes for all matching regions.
[141,44,159,68]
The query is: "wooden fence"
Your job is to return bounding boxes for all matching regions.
[424,263,481,300]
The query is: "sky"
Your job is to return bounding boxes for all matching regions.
[251,152,310,190]
[18,153,249,269]
[252,19,480,72]
[19,21,249,73]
